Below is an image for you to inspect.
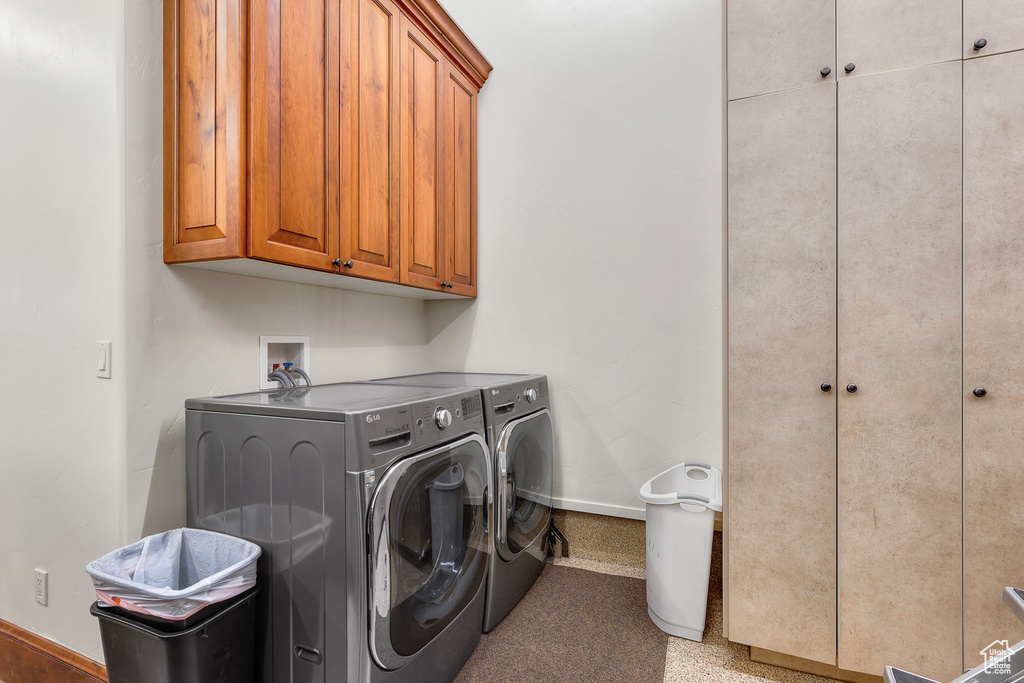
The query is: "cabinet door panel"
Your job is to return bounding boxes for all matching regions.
[399,16,444,290]
[727,0,835,101]
[837,62,962,680]
[164,0,246,261]
[837,0,960,78]
[250,0,338,269]
[727,82,837,666]
[341,0,401,281]
[964,0,1024,59]
[964,51,1024,670]
[443,63,477,296]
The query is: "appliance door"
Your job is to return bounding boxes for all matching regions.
[368,433,490,670]
[495,409,554,563]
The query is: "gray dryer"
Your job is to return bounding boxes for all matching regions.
[370,373,554,632]
[185,382,492,683]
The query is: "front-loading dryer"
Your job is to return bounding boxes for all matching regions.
[371,373,554,632]
[185,381,491,683]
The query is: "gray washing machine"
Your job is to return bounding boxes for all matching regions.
[185,382,491,683]
[371,373,553,632]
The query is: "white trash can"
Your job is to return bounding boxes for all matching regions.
[639,461,722,641]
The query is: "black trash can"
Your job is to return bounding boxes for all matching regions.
[90,588,257,683]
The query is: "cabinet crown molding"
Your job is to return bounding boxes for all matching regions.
[396,0,492,89]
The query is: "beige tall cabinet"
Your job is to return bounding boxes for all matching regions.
[728,1,1024,680]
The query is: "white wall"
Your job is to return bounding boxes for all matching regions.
[0,0,126,660]
[426,0,725,517]
[122,0,434,543]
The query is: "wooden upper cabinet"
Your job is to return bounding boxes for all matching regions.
[727,0,836,101]
[164,0,491,297]
[964,0,1024,59]
[164,0,247,261]
[340,0,401,282]
[837,0,961,79]
[399,15,444,290]
[442,61,477,296]
[249,0,339,271]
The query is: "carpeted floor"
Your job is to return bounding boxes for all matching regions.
[454,565,668,683]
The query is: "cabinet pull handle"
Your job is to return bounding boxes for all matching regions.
[844,63,856,73]
[973,387,988,398]
[820,382,832,393]
[846,383,858,393]
[820,66,831,77]
[974,38,988,51]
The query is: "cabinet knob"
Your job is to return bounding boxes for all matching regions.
[974,38,988,51]
[446,282,454,289]
[440,281,449,288]
[973,387,987,398]
[343,260,354,268]
[820,66,832,77]
[332,258,354,268]
[844,63,856,73]
[846,383,858,393]
[332,258,341,267]
[820,382,832,393]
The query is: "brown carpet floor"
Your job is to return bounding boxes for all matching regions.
[454,565,668,683]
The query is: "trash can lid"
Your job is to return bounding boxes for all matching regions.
[638,462,722,511]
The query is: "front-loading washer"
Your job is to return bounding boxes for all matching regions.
[371,373,554,632]
[185,381,491,683]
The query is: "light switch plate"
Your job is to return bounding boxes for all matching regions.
[96,341,112,379]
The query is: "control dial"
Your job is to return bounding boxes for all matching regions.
[435,407,453,430]
[524,388,538,403]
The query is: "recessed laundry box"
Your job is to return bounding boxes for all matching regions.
[639,462,723,642]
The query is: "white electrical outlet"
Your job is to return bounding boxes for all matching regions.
[34,569,47,606]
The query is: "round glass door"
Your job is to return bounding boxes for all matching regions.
[368,434,490,670]
[495,409,553,562]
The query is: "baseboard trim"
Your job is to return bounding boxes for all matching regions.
[750,646,882,683]
[0,619,106,683]
[552,497,724,530]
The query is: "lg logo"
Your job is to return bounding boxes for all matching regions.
[491,389,499,396]
[365,414,381,424]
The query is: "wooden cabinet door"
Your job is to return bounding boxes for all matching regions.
[837,0,960,79]
[441,61,477,297]
[964,0,1024,59]
[164,0,246,262]
[727,0,835,101]
[963,50,1024,670]
[340,0,401,282]
[249,0,339,270]
[398,15,444,290]
[837,62,962,680]
[727,82,837,666]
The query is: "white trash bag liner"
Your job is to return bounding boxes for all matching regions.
[86,528,261,621]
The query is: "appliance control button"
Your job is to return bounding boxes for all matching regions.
[524,388,538,403]
[435,408,453,430]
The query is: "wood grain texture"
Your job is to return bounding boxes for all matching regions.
[727,82,837,666]
[164,0,247,262]
[963,50,1024,669]
[837,0,961,79]
[443,61,477,297]
[727,0,835,101]
[0,619,106,683]
[249,0,339,270]
[393,0,492,89]
[964,0,1024,59]
[837,62,963,680]
[340,0,401,281]
[399,15,444,289]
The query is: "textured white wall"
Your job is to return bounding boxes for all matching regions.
[122,0,434,544]
[426,0,725,517]
[0,0,125,660]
